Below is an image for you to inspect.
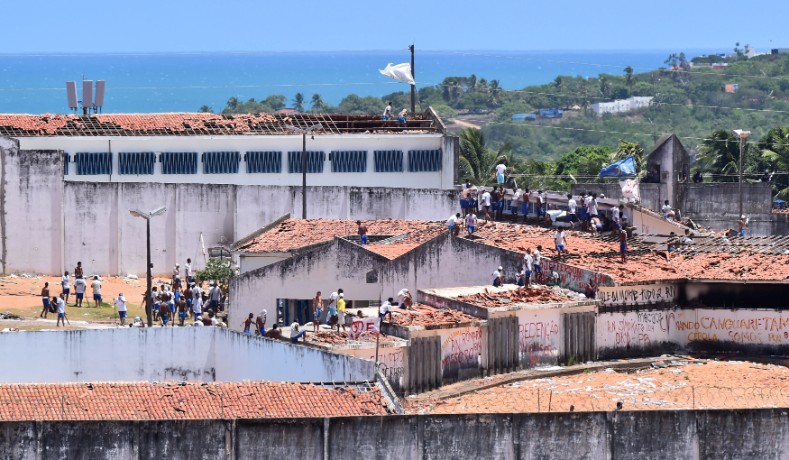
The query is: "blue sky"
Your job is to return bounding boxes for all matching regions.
[3,0,787,53]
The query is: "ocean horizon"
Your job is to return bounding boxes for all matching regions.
[0,49,719,114]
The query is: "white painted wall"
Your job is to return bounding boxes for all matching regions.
[18,134,454,189]
[412,325,482,377]
[0,327,372,384]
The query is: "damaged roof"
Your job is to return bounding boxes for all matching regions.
[0,381,387,421]
[0,112,439,137]
[237,218,446,259]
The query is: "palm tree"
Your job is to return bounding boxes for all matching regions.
[458,128,523,186]
[599,76,611,98]
[695,130,751,182]
[760,127,789,198]
[310,94,325,112]
[553,76,563,92]
[293,93,305,112]
[624,66,634,89]
[489,80,502,107]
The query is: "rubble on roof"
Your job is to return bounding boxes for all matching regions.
[456,286,577,307]
[390,304,478,327]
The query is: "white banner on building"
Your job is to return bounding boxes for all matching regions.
[619,179,640,202]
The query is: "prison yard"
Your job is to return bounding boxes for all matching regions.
[0,110,787,459]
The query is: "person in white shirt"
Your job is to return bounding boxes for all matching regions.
[90,276,102,308]
[327,289,343,324]
[192,295,203,322]
[495,162,507,185]
[114,293,128,326]
[382,102,392,121]
[492,266,504,287]
[555,229,567,256]
[172,264,181,290]
[54,295,66,327]
[379,298,393,322]
[208,283,222,312]
[397,288,413,310]
[567,194,578,227]
[184,258,193,284]
[74,276,87,308]
[661,200,675,219]
[533,245,542,277]
[516,269,525,286]
[481,190,492,221]
[523,249,534,286]
[465,212,477,234]
[447,213,461,237]
[61,271,71,304]
[587,193,599,218]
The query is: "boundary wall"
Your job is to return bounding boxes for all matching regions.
[0,410,786,459]
[0,328,372,384]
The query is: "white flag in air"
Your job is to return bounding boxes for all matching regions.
[619,179,641,202]
[379,63,415,85]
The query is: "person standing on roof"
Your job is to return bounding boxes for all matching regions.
[480,188,492,221]
[555,229,567,257]
[492,266,504,287]
[523,249,533,287]
[495,161,507,185]
[567,194,578,228]
[619,228,628,264]
[521,189,531,224]
[328,289,343,325]
[398,108,408,124]
[382,101,392,121]
[465,212,477,235]
[447,213,461,237]
[336,293,347,332]
[738,215,747,237]
[357,221,368,245]
[312,291,323,332]
[533,245,542,279]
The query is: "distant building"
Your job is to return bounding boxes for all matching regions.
[725,83,739,93]
[590,96,653,115]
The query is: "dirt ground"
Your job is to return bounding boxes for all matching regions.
[407,360,789,414]
[0,274,172,329]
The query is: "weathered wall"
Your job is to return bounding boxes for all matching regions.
[2,410,789,459]
[597,307,789,357]
[0,328,372,384]
[0,139,64,274]
[59,183,457,275]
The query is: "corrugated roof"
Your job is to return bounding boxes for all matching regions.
[0,381,387,421]
[0,112,438,137]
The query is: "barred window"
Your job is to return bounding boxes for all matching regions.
[245,151,282,173]
[203,151,240,174]
[408,149,442,172]
[288,151,325,173]
[330,150,367,173]
[373,150,403,172]
[75,152,112,175]
[160,152,198,174]
[119,152,155,175]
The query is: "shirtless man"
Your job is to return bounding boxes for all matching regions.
[357,220,368,245]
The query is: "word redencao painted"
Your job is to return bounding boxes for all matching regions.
[598,284,677,306]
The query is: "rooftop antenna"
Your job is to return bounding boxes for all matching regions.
[66,79,106,114]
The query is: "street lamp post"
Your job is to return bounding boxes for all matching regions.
[130,206,166,327]
[733,129,751,223]
[285,124,322,218]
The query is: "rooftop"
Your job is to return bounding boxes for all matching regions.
[0,381,388,421]
[236,218,445,259]
[0,112,439,137]
[470,221,789,283]
[389,304,479,328]
[455,286,582,308]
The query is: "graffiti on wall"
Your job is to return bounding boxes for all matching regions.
[598,284,678,306]
[439,328,482,372]
[517,310,562,366]
[349,317,380,340]
[598,309,789,351]
[540,259,613,292]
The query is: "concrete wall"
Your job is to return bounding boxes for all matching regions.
[2,410,788,459]
[597,307,789,357]
[0,328,373,384]
[0,139,64,274]
[19,133,454,190]
[58,182,457,275]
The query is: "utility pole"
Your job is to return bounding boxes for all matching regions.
[409,44,415,115]
[286,124,322,219]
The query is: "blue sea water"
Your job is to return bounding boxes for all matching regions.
[0,50,716,114]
